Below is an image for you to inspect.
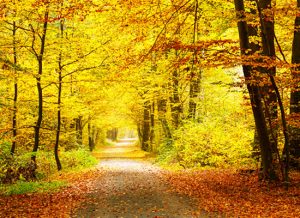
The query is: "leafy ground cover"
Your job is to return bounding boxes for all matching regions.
[1,141,299,217]
[163,169,300,218]
[0,169,102,217]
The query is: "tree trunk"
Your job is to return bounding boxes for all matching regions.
[54,18,64,171]
[234,0,276,179]
[257,0,278,154]
[75,116,83,145]
[188,71,201,120]
[248,1,263,161]
[32,10,48,164]
[54,66,62,170]
[150,101,155,148]
[88,121,93,151]
[137,125,143,145]
[108,128,118,141]
[158,97,172,140]
[141,101,151,151]
[88,121,97,151]
[11,21,17,155]
[170,68,181,128]
[188,0,201,120]
[113,128,118,141]
[290,0,300,169]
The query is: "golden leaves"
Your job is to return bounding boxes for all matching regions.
[164,170,300,217]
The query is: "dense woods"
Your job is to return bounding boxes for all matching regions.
[0,0,299,192]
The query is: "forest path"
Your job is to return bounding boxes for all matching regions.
[74,139,205,218]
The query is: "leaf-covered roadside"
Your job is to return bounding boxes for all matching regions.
[163,170,300,217]
[0,169,102,218]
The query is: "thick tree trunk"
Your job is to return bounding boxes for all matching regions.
[11,21,17,155]
[290,0,300,169]
[32,11,48,164]
[248,0,262,161]
[257,0,278,154]
[234,0,276,179]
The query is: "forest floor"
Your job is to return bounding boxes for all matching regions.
[0,140,299,217]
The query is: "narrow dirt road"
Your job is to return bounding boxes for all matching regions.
[74,139,205,218]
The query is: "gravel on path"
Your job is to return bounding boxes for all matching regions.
[74,158,206,218]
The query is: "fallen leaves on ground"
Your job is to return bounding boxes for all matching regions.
[0,169,103,218]
[163,169,300,217]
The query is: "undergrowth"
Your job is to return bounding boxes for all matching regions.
[0,144,97,195]
[0,181,67,195]
[157,68,255,170]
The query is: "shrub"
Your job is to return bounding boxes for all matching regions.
[0,142,36,184]
[1,143,97,184]
[60,149,98,169]
[170,120,254,168]
[157,68,255,169]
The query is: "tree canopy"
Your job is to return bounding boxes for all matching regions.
[0,0,299,187]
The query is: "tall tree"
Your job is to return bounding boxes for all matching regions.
[31,8,49,164]
[141,100,151,151]
[290,0,300,169]
[256,0,278,154]
[188,0,201,120]
[234,0,276,179]
[54,16,64,171]
[10,20,18,155]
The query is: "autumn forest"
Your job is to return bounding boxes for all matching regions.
[0,0,300,217]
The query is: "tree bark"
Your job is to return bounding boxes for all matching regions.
[11,20,17,155]
[170,68,181,128]
[141,101,151,151]
[158,97,172,140]
[150,101,155,148]
[256,0,278,154]
[32,10,49,164]
[88,121,94,151]
[290,0,300,169]
[234,0,276,179]
[54,17,64,171]
[75,116,83,145]
[188,0,201,120]
[248,0,262,161]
